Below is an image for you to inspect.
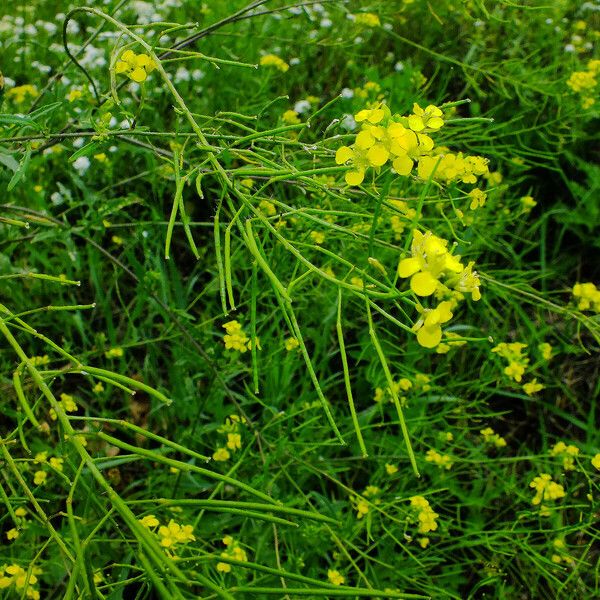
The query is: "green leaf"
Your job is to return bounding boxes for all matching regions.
[7,145,31,190]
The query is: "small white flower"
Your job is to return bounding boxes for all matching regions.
[320,18,332,28]
[289,57,300,66]
[73,156,91,175]
[294,100,311,114]
[394,61,405,72]
[340,114,357,131]
[340,87,354,99]
[73,137,85,149]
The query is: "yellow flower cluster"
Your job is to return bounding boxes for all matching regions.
[592,454,600,470]
[425,449,453,470]
[566,60,600,108]
[32,449,65,487]
[436,331,467,354]
[105,347,124,358]
[0,564,42,599]
[550,442,579,471]
[284,337,300,351]
[352,12,380,27]
[260,53,289,72]
[572,282,600,312]
[409,496,439,534]
[522,378,544,396]
[373,373,431,403]
[213,414,246,462]
[6,84,39,104]
[282,109,301,124]
[529,474,565,506]
[538,342,553,361]
[491,342,528,382]
[49,392,78,421]
[335,102,489,188]
[387,199,417,240]
[480,427,506,448]
[222,320,250,352]
[397,230,481,347]
[217,535,248,573]
[5,507,28,543]
[327,569,345,585]
[115,49,156,83]
[138,514,195,550]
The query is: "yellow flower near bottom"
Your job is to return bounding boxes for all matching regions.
[327,569,345,585]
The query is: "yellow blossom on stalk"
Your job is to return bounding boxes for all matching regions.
[310,230,326,245]
[385,463,398,475]
[491,342,529,382]
[49,392,78,421]
[480,427,506,448]
[550,442,579,471]
[408,103,444,132]
[285,337,299,351]
[226,433,241,451]
[67,88,82,102]
[328,569,345,585]
[282,109,300,124]
[520,196,536,212]
[15,508,27,518]
[353,12,380,27]
[6,84,39,104]
[418,537,430,548]
[468,188,487,210]
[105,347,124,358]
[33,471,47,485]
[572,282,600,312]
[49,457,63,471]
[530,474,565,506]
[566,70,596,93]
[258,199,276,216]
[34,451,48,464]
[158,520,195,548]
[94,153,107,162]
[260,54,289,72]
[217,536,248,573]
[353,497,369,519]
[115,49,156,82]
[0,564,42,599]
[591,454,600,470]
[412,301,454,348]
[6,528,19,541]
[139,514,160,528]
[213,447,230,462]
[425,449,453,470]
[538,343,553,361]
[522,378,544,396]
[418,152,489,185]
[222,320,251,352]
[364,485,380,498]
[409,496,439,533]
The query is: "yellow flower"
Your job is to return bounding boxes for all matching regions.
[285,337,299,351]
[49,457,64,471]
[591,454,600,470]
[425,449,453,470]
[105,347,124,358]
[226,433,241,451]
[282,109,300,124]
[550,442,579,471]
[480,427,506,448]
[34,451,48,464]
[158,520,195,547]
[217,561,231,573]
[222,320,250,352]
[530,474,565,506]
[6,84,39,104]
[6,528,19,541]
[409,496,439,533]
[260,54,289,72]
[408,103,444,132]
[67,89,83,102]
[354,498,369,519]
[413,301,454,348]
[94,153,107,162]
[213,447,230,462]
[353,13,380,27]
[33,471,47,485]
[328,569,345,585]
[418,537,430,548]
[259,200,277,216]
[522,378,544,396]
[139,514,160,528]
[520,195,537,212]
[572,282,600,312]
[310,230,326,245]
[538,343,553,361]
[492,342,529,382]
[468,188,487,210]
[115,49,156,82]
[385,463,398,475]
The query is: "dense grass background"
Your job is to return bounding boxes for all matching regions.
[1,1,599,598]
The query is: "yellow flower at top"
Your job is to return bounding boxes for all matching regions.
[591,454,600,470]
[67,88,83,102]
[158,520,195,548]
[412,301,454,348]
[425,449,453,470]
[282,109,301,124]
[385,463,398,475]
[353,497,369,519]
[139,514,160,528]
[480,427,506,448]
[222,320,250,352]
[285,337,300,351]
[328,569,345,585]
[260,54,289,72]
[213,447,230,462]
[226,433,241,451]
[33,471,47,486]
[409,496,439,533]
[491,342,529,382]
[408,103,444,132]
[115,49,156,83]
[522,378,544,396]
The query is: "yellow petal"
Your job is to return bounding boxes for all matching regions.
[367,144,389,167]
[397,257,420,278]
[130,68,147,82]
[121,49,136,63]
[345,170,365,186]
[428,116,444,129]
[392,155,414,176]
[368,109,384,124]
[408,114,425,132]
[335,146,353,164]
[355,130,375,149]
[115,61,129,74]
[417,325,442,348]
[410,271,438,296]
[355,109,370,122]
